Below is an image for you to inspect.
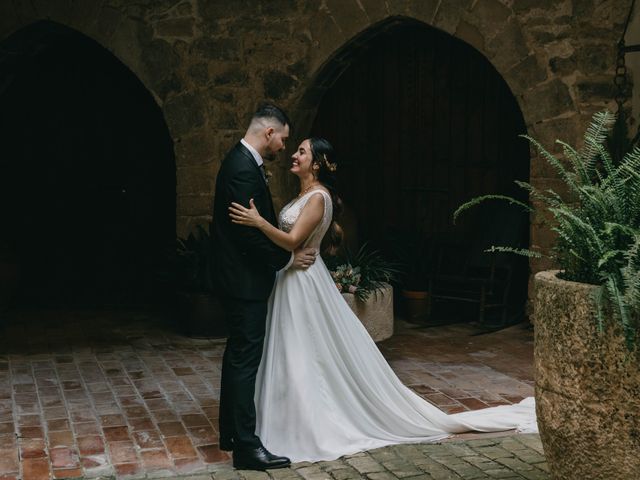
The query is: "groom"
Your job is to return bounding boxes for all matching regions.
[212,103,316,470]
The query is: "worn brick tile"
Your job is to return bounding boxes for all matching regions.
[21,458,50,480]
[129,418,155,431]
[52,467,83,479]
[108,441,137,464]
[123,406,148,418]
[180,414,208,428]
[173,456,203,474]
[70,410,95,423]
[158,421,186,437]
[19,426,44,439]
[165,437,197,459]
[197,444,229,464]
[144,399,169,411]
[458,397,491,410]
[47,418,70,432]
[100,414,126,427]
[132,430,164,450]
[19,438,47,459]
[103,426,130,442]
[140,449,172,470]
[48,430,75,448]
[0,424,14,435]
[50,447,79,469]
[152,410,179,423]
[113,462,141,477]
[0,448,19,471]
[73,422,100,436]
[77,436,105,456]
[187,425,217,446]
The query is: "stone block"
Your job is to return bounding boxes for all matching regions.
[575,43,615,76]
[154,18,195,39]
[177,194,213,217]
[176,165,216,196]
[507,54,547,95]
[175,132,217,167]
[324,0,370,40]
[263,70,298,100]
[486,20,530,71]
[548,54,577,75]
[164,92,206,137]
[454,20,486,54]
[188,62,210,87]
[141,39,180,87]
[521,78,574,121]
[432,0,473,34]
[574,75,618,105]
[341,284,394,343]
[470,0,512,30]
[404,0,442,23]
[191,37,241,61]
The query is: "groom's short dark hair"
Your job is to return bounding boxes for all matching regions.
[252,103,291,130]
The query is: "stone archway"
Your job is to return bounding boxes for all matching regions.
[0,20,176,307]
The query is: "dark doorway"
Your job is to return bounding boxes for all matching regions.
[0,21,176,308]
[311,22,530,323]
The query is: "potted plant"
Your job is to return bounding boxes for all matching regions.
[171,224,227,338]
[327,244,398,342]
[454,111,640,480]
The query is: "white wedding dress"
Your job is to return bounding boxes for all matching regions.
[255,189,537,462]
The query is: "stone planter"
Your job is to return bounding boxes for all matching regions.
[342,283,393,342]
[534,270,640,480]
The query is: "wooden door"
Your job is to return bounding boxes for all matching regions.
[311,25,529,255]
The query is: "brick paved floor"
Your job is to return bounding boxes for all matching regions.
[0,309,538,480]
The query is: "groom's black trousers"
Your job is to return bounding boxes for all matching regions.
[219,296,267,449]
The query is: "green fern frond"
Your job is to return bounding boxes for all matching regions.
[452,195,531,224]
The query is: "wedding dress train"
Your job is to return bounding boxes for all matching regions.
[255,189,537,462]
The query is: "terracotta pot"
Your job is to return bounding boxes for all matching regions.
[175,292,228,339]
[534,270,640,480]
[401,289,430,323]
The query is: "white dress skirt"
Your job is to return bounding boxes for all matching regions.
[255,189,537,462]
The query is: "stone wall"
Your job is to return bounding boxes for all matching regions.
[0,0,631,280]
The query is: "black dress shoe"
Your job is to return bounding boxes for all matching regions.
[233,445,291,470]
[219,439,233,451]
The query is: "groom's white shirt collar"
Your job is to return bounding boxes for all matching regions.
[240,139,264,167]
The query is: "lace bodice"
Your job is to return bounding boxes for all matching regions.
[278,189,333,250]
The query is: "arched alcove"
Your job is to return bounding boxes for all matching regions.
[306,19,530,323]
[0,21,176,308]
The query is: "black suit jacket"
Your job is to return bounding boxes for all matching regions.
[212,142,292,300]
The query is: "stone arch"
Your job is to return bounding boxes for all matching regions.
[0,1,165,104]
[290,11,548,145]
[0,19,177,307]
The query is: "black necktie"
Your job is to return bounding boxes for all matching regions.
[259,164,268,185]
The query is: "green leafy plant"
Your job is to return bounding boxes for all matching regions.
[327,243,399,301]
[454,110,640,349]
[173,224,216,293]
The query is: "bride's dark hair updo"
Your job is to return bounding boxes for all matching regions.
[308,137,343,255]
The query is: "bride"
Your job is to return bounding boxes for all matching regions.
[228,137,537,463]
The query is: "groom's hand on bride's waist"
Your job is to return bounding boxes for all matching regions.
[292,247,318,269]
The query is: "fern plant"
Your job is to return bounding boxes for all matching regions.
[453,110,640,349]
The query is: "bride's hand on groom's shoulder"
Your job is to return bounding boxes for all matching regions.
[292,247,318,270]
[229,198,265,228]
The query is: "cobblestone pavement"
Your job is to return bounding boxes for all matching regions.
[0,309,538,479]
[206,434,548,479]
